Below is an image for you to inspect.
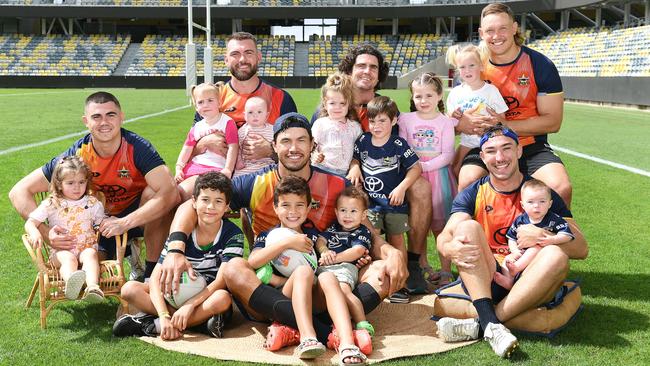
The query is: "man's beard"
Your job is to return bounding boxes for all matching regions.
[230,63,258,81]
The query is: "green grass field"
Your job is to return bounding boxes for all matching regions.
[1,88,649,365]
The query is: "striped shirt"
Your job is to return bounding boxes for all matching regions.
[158,219,244,284]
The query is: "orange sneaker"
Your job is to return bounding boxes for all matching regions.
[263,322,300,351]
[327,327,372,356]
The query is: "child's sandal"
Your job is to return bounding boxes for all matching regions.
[355,321,375,337]
[83,285,104,303]
[296,337,326,359]
[64,270,86,300]
[338,344,368,366]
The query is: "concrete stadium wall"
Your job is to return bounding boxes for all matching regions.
[561,77,650,107]
[0,75,398,89]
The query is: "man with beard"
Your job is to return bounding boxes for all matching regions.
[193,32,297,162]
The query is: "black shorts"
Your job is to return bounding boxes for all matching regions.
[98,198,143,259]
[459,261,521,305]
[461,141,564,176]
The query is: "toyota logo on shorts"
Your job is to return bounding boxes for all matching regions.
[364,176,384,192]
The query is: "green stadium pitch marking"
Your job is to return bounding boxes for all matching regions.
[0,104,190,156]
[551,145,650,178]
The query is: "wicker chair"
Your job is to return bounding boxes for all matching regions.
[23,232,129,329]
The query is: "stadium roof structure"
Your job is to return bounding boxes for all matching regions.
[0,0,609,19]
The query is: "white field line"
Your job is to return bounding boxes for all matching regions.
[0,104,190,156]
[551,144,650,178]
[0,90,89,97]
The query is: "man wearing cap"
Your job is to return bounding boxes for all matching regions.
[160,113,407,344]
[435,124,588,358]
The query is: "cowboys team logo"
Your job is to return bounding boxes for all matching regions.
[364,176,384,193]
[518,74,530,86]
[117,166,130,178]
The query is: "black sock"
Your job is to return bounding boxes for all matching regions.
[407,251,420,262]
[473,298,500,332]
[248,284,331,344]
[144,261,157,279]
[352,282,382,314]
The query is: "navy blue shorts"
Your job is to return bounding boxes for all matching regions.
[98,198,143,259]
[460,261,521,305]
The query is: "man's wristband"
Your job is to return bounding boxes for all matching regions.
[167,249,185,255]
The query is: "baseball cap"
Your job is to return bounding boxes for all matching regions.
[273,112,312,139]
[479,123,519,149]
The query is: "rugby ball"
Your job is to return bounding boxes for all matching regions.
[266,227,318,277]
[163,272,207,309]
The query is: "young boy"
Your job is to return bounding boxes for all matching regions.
[494,178,574,289]
[348,96,422,304]
[315,185,374,336]
[249,176,368,364]
[112,172,245,340]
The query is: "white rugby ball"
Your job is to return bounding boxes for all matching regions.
[266,227,318,277]
[163,272,207,309]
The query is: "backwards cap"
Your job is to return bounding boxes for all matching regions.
[479,123,519,149]
[273,112,312,140]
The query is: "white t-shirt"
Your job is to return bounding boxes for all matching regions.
[446,82,509,148]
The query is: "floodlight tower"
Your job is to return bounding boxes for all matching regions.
[186,0,213,96]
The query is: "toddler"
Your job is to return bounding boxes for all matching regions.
[445,43,508,191]
[233,96,275,177]
[315,186,374,337]
[311,72,363,176]
[25,156,106,302]
[176,82,239,201]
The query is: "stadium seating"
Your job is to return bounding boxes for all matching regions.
[529,25,650,77]
[0,34,129,76]
[308,33,453,77]
[125,34,295,76]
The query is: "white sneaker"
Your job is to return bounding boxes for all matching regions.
[484,322,519,358]
[128,239,145,282]
[436,317,480,342]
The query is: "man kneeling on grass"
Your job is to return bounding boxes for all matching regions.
[113,172,244,340]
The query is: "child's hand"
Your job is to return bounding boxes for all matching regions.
[315,152,325,164]
[160,316,181,340]
[174,170,184,183]
[29,233,43,249]
[388,185,407,206]
[537,232,559,246]
[286,234,314,253]
[220,168,232,179]
[451,107,463,120]
[504,252,521,264]
[346,165,363,187]
[319,250,337,266]
[171,303,195,331]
